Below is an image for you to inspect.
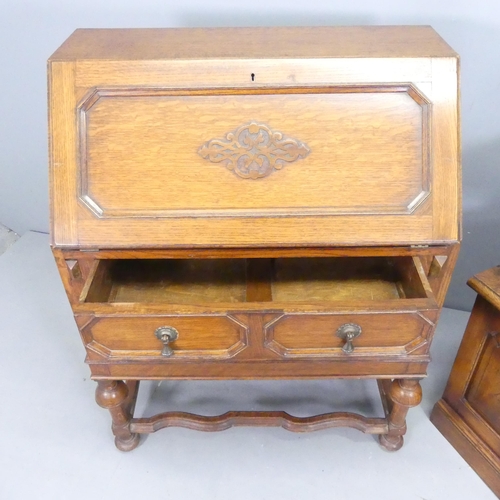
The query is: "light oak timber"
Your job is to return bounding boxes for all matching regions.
[50,27,456,60]
[74,59,432,88]
[49,29,459,248]
[48,62,78,246]
[79,86,429,217]
[84,314,248,359]
[265,312,436,358]
[55,244,456,259]
[49,27,460,452]
[430,57,460,241]
[73,216,439,248]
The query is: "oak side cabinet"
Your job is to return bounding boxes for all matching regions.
[48,26,461,451]
[432,267,500,496]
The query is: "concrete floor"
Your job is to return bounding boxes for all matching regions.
[0,223,18,256]
[0,231,495,499]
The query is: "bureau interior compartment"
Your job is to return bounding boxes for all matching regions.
[82,256,433,304]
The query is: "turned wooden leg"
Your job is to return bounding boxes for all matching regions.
[379,378,422,452]
[95,380,140,452]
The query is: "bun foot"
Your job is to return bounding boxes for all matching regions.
[379,433,404,452]
[115,433,141,452]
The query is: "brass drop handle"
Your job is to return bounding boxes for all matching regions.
[336,323,362,354]
[155,326,179,356]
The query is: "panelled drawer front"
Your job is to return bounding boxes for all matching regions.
[81,315,249,359]
[264,312,436,358]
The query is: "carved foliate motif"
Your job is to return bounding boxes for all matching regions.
[198,122,310,179]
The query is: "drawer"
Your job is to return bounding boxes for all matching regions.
[80,255,436,307]
[263,256,438,358]
[264,312,435,359]
[80,315,248,360]
[78,255,438,363]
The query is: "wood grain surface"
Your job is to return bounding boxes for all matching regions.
[84,314,248,359]
[48,27,460,248]
[80,88,426,216]
[130,410,388,435]
[49,26,457,61]
[432,273,500,496]
[49,27,460,451]
[265,311,434,358]
[468,265,500,311]
[79,256,435,306]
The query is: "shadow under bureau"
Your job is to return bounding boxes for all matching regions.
[48,26,460,451]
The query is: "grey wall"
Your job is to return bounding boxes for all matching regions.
[1,0,499,311]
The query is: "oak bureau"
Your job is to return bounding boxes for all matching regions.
[48,26,461,451]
